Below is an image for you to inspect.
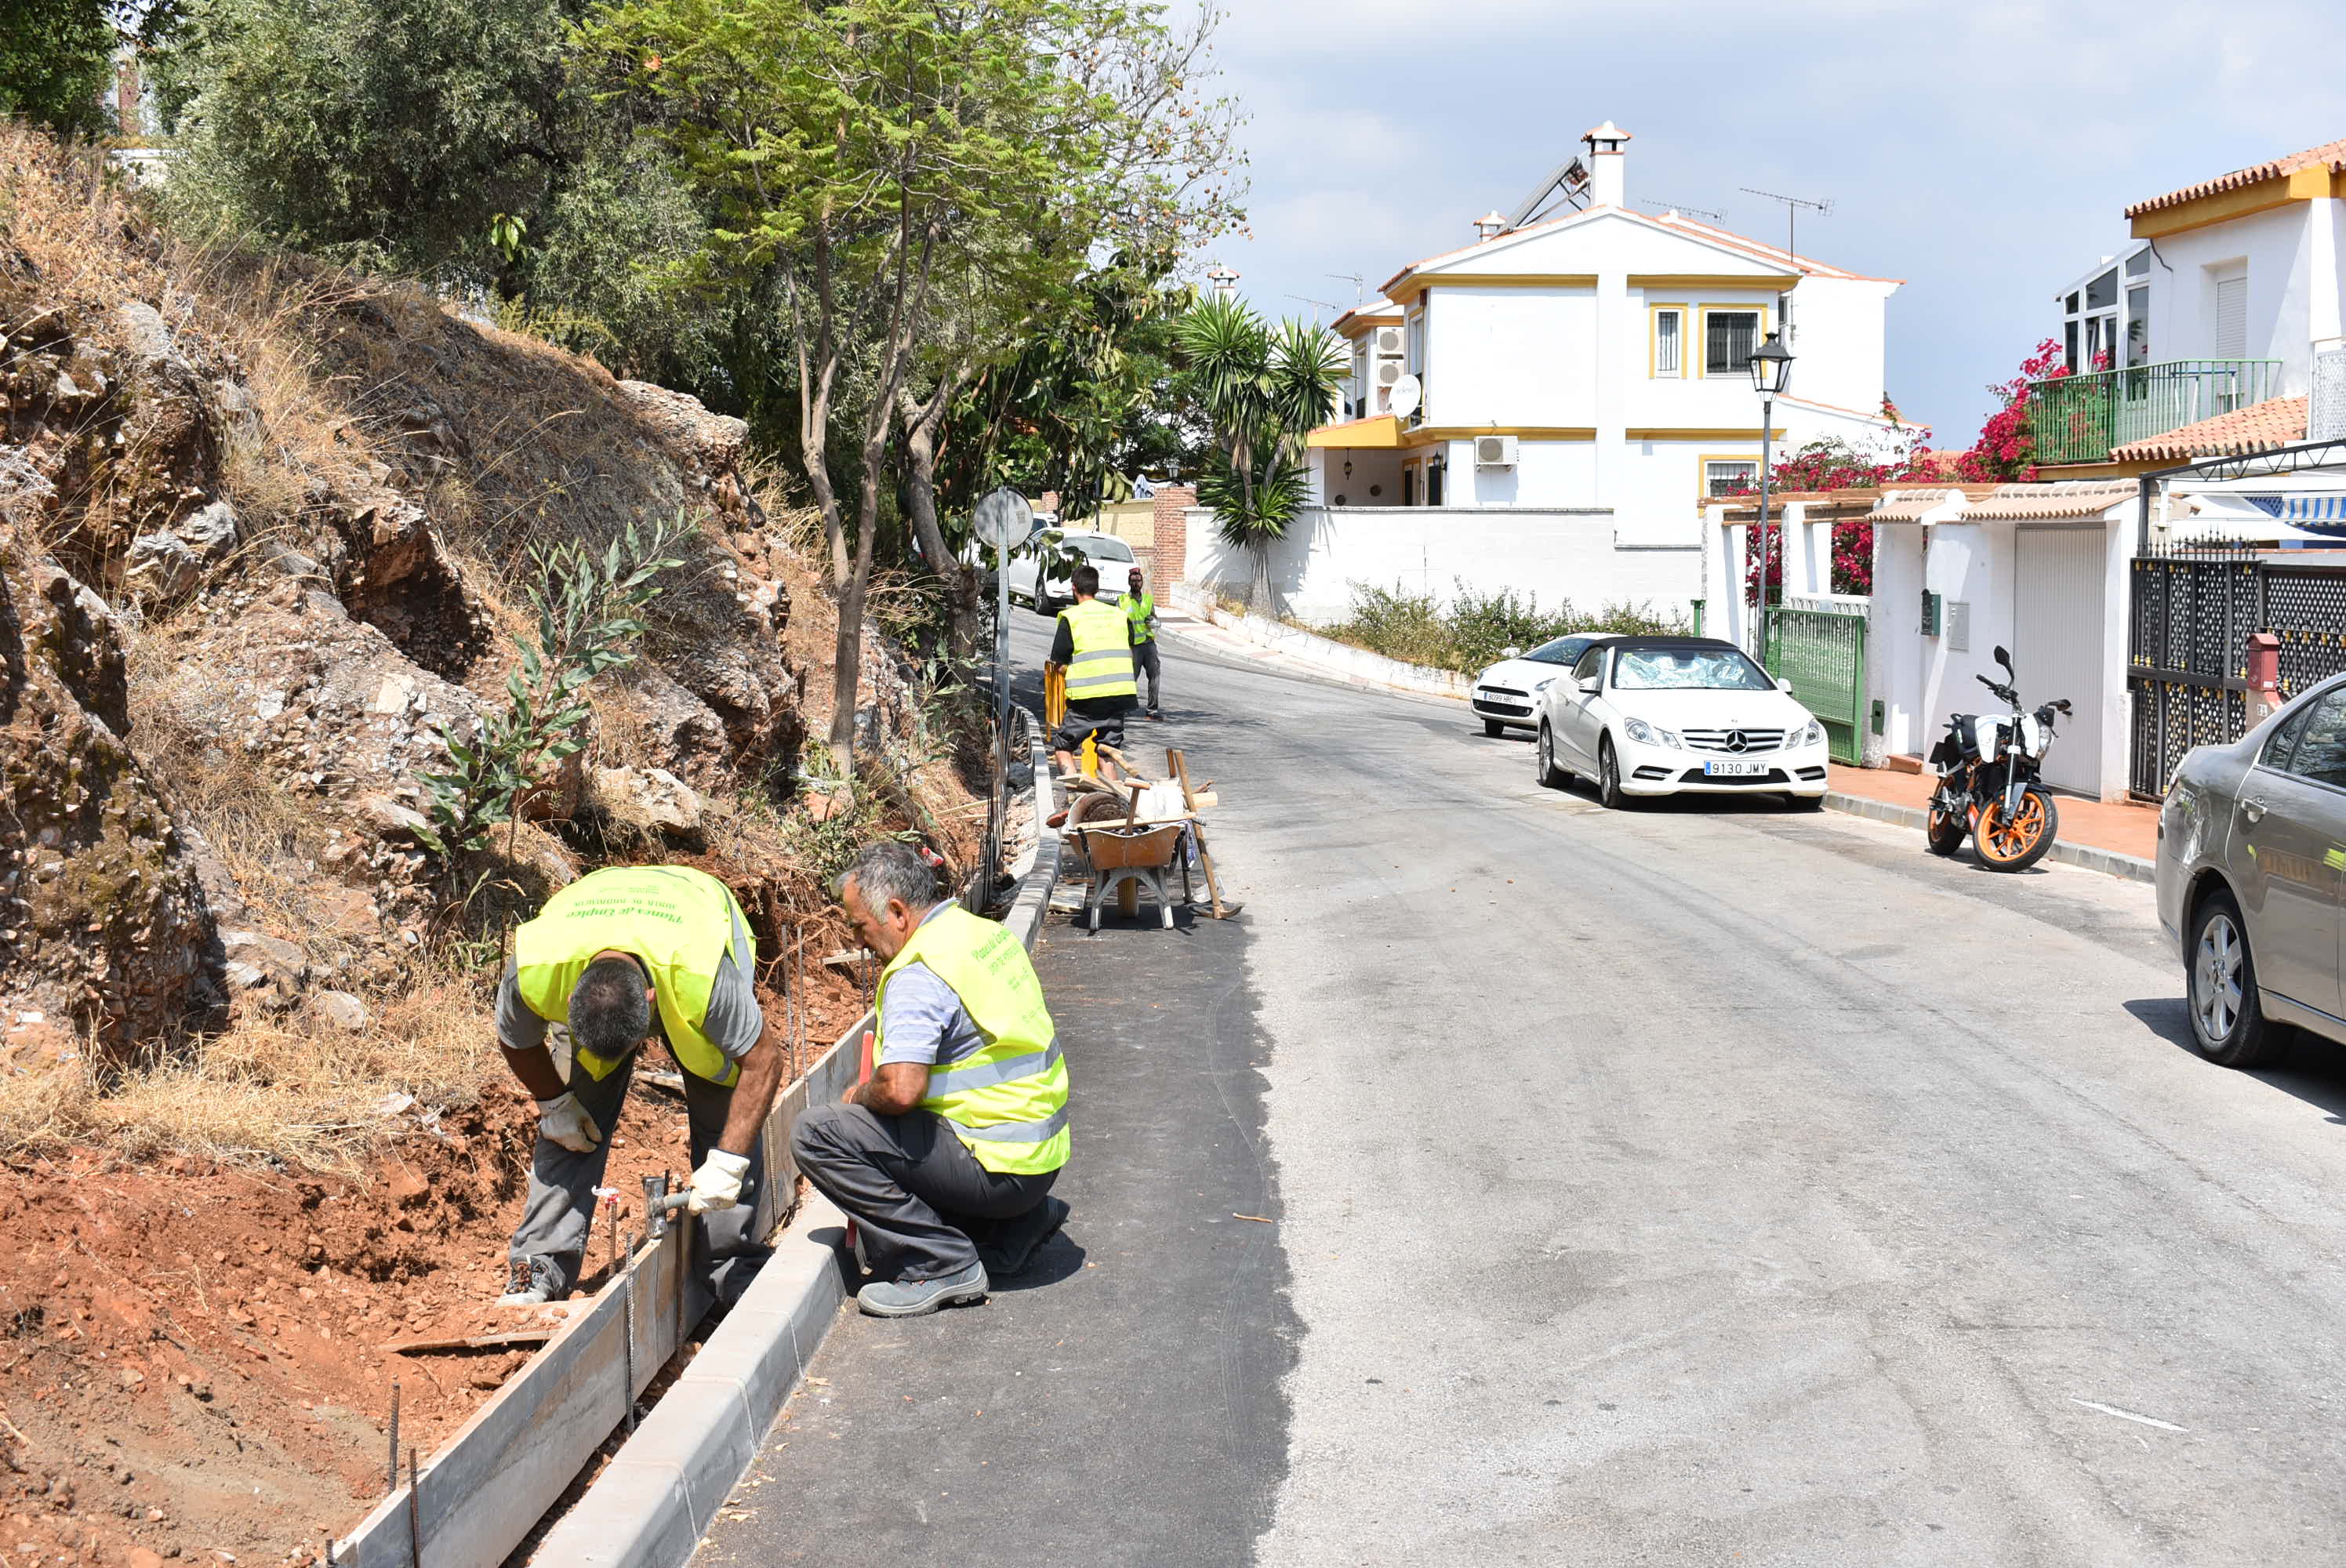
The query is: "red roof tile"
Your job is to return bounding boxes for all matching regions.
[2127,140,2346,217]
[2108,396,2308,463]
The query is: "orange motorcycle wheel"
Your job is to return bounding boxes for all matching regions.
[1974,785,2057,872]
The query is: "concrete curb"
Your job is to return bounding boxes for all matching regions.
[1824,791,2155,884]
[530,717,1062,1567]
[1161,582,1472,702]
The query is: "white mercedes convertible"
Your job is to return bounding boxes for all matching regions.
[1532,636,1829,809]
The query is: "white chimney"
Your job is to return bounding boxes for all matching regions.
[1582,120,1631,209]
[1473,210,1506,243]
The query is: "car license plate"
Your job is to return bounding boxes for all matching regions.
[1702,760,1767,776]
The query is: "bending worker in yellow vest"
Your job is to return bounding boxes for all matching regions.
[793,841,1071,1318]
[1047,562,1137,780]
[494,864,786,1306]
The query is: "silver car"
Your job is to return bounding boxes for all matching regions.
[2158,673,2346,1066]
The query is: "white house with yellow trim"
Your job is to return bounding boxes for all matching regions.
[2034,136,2346,478]
[1185,122,1903,622]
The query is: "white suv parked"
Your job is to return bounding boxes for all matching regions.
[1005,528,1135,615]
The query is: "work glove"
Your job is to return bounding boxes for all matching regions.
[535,1091,602,1154]
[688,1149,753,1214]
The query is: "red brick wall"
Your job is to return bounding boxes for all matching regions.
[1149,485,1197,586]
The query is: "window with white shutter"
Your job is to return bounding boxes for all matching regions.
[2213,272,2248,360]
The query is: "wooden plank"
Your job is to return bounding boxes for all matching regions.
[341,1226,688,1568]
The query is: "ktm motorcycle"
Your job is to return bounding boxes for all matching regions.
[1925,644,2072,873]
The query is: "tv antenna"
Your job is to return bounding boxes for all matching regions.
[1640,197,1726,223]
[1739,187,1833,263]
[1286,293,1344,320]
[1326,272,1365,304]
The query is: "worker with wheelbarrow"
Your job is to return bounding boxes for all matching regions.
[1047,563,1138,781]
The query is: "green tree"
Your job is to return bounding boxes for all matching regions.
[2,1,172,139]
[1177,297,1344,611]
[581,0,1240,774]
[162,0,580,274]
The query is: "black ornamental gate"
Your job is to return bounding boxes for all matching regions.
[2129,548,2346,795]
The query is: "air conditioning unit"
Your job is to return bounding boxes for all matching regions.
[1374,325,1406,357]
[1474,434,1520,469]
[1376,360,1407,387]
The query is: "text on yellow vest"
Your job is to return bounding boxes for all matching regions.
[514,865,749,1087]
[877,905,1070,1176]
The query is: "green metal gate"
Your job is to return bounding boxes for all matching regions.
[1763,607,1867,764]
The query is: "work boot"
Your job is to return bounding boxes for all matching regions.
[856,1261,989,1318]
[975,1196,1070,1278]
[1146,710,1164,721]
[496,1255,562,1306]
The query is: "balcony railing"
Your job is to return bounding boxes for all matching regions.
[2027,358,2282,466]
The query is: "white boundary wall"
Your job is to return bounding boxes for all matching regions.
[1182,504,1703,626]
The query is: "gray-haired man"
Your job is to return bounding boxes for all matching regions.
[793,842,1071,1317]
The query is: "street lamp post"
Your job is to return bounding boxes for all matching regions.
[1746,332,1794,657]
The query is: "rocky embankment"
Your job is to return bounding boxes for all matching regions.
[0,129,975,1566]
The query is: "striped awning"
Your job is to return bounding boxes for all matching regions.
[2245,493,2346,521]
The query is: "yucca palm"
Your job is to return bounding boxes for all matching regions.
[1177,296,1346,611]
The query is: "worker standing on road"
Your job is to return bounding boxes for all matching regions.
[794,841,1071,1318]
[493,864,786,1306]
[1125,565,1164,720]
[1047,562,1138,778]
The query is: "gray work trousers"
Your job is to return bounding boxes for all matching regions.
[507,1051,768,1301]
[1134,638,1161,712]
[793,1102,1056,1283]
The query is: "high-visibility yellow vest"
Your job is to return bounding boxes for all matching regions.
[513,865,749,1087]
[1058,598,1136,700]
[1124,590,1157,644]
[877,906,1069,1176]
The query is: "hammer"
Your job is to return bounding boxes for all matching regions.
[643,1174,693,1239]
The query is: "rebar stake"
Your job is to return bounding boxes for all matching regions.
[405,1446,423,1566]
[621,1258,638,1436]
[387,1381,401,1497]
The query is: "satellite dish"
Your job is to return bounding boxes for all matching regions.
[1389,374,1422,419]
[971,487,1033,551]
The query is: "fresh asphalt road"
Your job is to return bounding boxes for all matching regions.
[703,612,2346,1567]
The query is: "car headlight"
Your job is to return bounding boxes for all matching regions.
[1534,677,1556,693]
[1622,717,1682,749]
[1790,719,1823,749]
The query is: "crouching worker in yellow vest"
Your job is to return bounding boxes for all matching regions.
[793,841,1071,1318]
[494,864,786,1306]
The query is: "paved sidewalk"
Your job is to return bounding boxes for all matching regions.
[694,619,1293,1566]
[1828,764,2156,863]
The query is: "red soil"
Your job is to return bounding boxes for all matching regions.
[0,977,874,1568]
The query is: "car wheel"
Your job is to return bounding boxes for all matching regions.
[1597,737,1629,810]
[1534,722,1571,789]
[1482,719,1505,738]
[2189,889,2290,1068]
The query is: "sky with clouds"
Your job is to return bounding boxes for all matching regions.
[1192,0,2346,445]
